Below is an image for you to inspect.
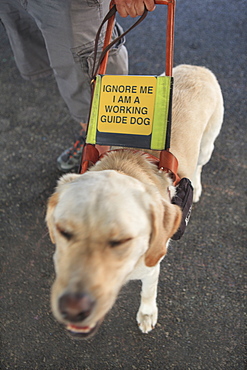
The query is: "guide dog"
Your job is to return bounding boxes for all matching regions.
[46,65,224,339]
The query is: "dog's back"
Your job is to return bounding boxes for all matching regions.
[169,65,224,200]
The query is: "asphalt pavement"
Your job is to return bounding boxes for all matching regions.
[1,0,246,369]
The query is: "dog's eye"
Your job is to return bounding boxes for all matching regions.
[109,238,132,248]
[60,230,73,240]
[57,227,73,241]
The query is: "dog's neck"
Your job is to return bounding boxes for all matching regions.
[90,149,174,203]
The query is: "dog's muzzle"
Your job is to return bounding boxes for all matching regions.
[58,292,102,339]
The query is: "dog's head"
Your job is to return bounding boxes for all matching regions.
[46,170,181,338]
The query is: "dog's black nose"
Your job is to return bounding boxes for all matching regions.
[59,292,95,323]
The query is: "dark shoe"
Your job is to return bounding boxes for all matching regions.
[57,131,85,172]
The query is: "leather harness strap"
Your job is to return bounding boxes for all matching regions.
[159,149,180,185]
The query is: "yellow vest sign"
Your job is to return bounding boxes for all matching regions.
[86,74,173,150]
[98,75,156,136]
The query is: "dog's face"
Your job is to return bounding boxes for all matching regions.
[46,170,181,338]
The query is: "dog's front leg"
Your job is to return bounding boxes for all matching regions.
[137,264,160,333]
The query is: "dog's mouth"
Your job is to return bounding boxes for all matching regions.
[66,320,103,339]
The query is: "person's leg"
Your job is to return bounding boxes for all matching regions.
[27,0,127,171]
[1,0,128,171]
[27,0,90,123]
[0,0,52,80]
[28,0,127,125]
[70,0,128,82]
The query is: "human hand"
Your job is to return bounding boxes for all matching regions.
[114,0,156,18]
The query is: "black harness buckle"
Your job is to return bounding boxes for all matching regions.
[171,178,193,240]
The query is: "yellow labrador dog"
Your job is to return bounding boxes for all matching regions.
[46,65,224,339]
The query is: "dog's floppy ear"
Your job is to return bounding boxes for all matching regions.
[46,174,80,243]
[46,192,59,244]
[145,199,182,267]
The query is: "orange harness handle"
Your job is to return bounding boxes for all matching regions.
[97,0,175,76]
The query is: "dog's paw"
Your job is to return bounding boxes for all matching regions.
[136,305,158,333]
